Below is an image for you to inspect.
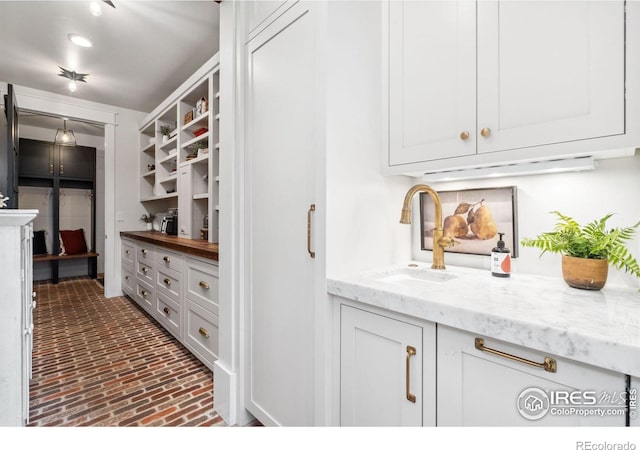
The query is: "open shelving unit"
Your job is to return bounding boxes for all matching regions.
[138,54,220,243]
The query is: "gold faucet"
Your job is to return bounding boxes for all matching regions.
[400,184,458,270]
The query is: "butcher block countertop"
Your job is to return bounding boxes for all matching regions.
[120,231,219,261]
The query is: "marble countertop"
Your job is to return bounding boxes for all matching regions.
[327,262,640,377]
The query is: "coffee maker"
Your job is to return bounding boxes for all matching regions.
[161,208,178,235]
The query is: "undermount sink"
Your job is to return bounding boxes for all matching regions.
[371,266,457,286]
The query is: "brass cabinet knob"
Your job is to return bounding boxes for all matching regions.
[141,290,148,297]
[199,281,210,289]
[480,127,491,137]
[459,131,469,141]
[163,307,170,315]
[126,250,130,255]
[198,327,210,338]
[141,267,147,274]
[141,249,147,255]
[163,278,171,286]
[163,256,170,263]
[125,276,130,281]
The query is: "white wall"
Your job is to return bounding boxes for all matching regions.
[411,152,640,289]
[326,0,413,278]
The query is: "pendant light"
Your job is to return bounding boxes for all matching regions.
[54,119,76,146]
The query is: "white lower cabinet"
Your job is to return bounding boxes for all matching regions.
[437,325,626,426]
[340,304,436,426]
[121,238,218,370]
[337,301,628,426]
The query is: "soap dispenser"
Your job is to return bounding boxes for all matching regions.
[491,233,511,278]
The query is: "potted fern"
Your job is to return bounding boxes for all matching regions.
[521,211,640,290]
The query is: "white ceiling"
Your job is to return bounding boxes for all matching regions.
[0,0,220,114]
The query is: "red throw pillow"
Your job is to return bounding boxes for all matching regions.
[59,229,88,255]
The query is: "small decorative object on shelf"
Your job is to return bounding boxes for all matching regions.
[200,228,208,240]
[140,213,157,231]
[184,111,194,125]
[196,96,208,116]
[193,127,208,137]
[146,163,155,172]
[159,125,171,143]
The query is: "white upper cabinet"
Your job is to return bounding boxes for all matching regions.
[384,0,634,175]
[387,0,476,165]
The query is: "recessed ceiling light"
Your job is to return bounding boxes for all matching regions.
[68,34,93,48]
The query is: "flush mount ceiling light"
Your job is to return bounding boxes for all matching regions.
[58,66,89,93]
[68,33,93,48]
[54,119,77,146]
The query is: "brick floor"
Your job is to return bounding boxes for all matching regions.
[29,277,226,427]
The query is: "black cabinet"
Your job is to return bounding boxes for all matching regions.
[19,139,95,183]
[19,138,54,179]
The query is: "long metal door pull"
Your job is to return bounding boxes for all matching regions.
[475,338,557,373]
[406,345,417,403]
[307,204,316,258]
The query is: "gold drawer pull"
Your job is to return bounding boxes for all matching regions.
[126,250,130,255]
[141,290,148,297]
[459,131,469,141]
[307,204,316,258]
[163,307,170,315]
[480,127,491,138]
[199,281,210,289]
[406,346,416,403]
[163,278,171,286]
[198,327,210,338]
[163,256,171,263]
[125,275,130,281]
[141,267,148,274]
[475,338,557,373]
[141,249,147,255]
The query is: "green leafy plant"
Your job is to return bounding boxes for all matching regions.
[159,125,171,136]
[139,213,156,224]
[521,211,640,279]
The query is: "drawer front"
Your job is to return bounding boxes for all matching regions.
[156,292,181,339]
[156,248,182,273]
[137,245,155,265]
[134,280,154,312]
[122,264,135,296]
[184,300,218,369]
[186,258,219,312]
[136,261,154,285]
[122,239,135,265]
[156,267,181,302]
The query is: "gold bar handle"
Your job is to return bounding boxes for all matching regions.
[60,164,64,174]
[406,345,416,403]
[49,164,54,174]
[198,327,209,338]
[199,281,209,289]
[307,204,316,258]
[475,338,557,373]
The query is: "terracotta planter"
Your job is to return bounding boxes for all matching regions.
[561,255,608,290]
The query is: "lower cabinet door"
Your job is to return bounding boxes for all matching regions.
[184,300,218,370]
[340,304,434,426]
[134,280,154,313]
[437,325,627,426]
[156,292,181,340]
[122,264,135,296]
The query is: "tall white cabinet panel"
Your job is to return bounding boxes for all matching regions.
[387,0,476,165]
[437,325,626,426]
[340,305,432,426]
[477,1,624,153]
[245,2,321,426]
[0,210,38,426]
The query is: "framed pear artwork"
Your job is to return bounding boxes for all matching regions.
[420,186,518,257]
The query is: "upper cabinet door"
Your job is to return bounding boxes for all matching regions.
[19,138,54,180]
[387,0,476,166]
[477,1,625,153]
[57,145,95,181]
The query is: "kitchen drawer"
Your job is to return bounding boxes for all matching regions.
[136,260,154,285]
[134,280,154,313]
[185,257,218,313]
[184,300,218,369]
[156,248,182,273]
[122,239,135,266]
[137,244,155,265]
[156,267,181,303]
[156,292,181,339]
[121,264,135,296]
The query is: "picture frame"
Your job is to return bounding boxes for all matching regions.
[184,111,193,125]
[420,186,518,257]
